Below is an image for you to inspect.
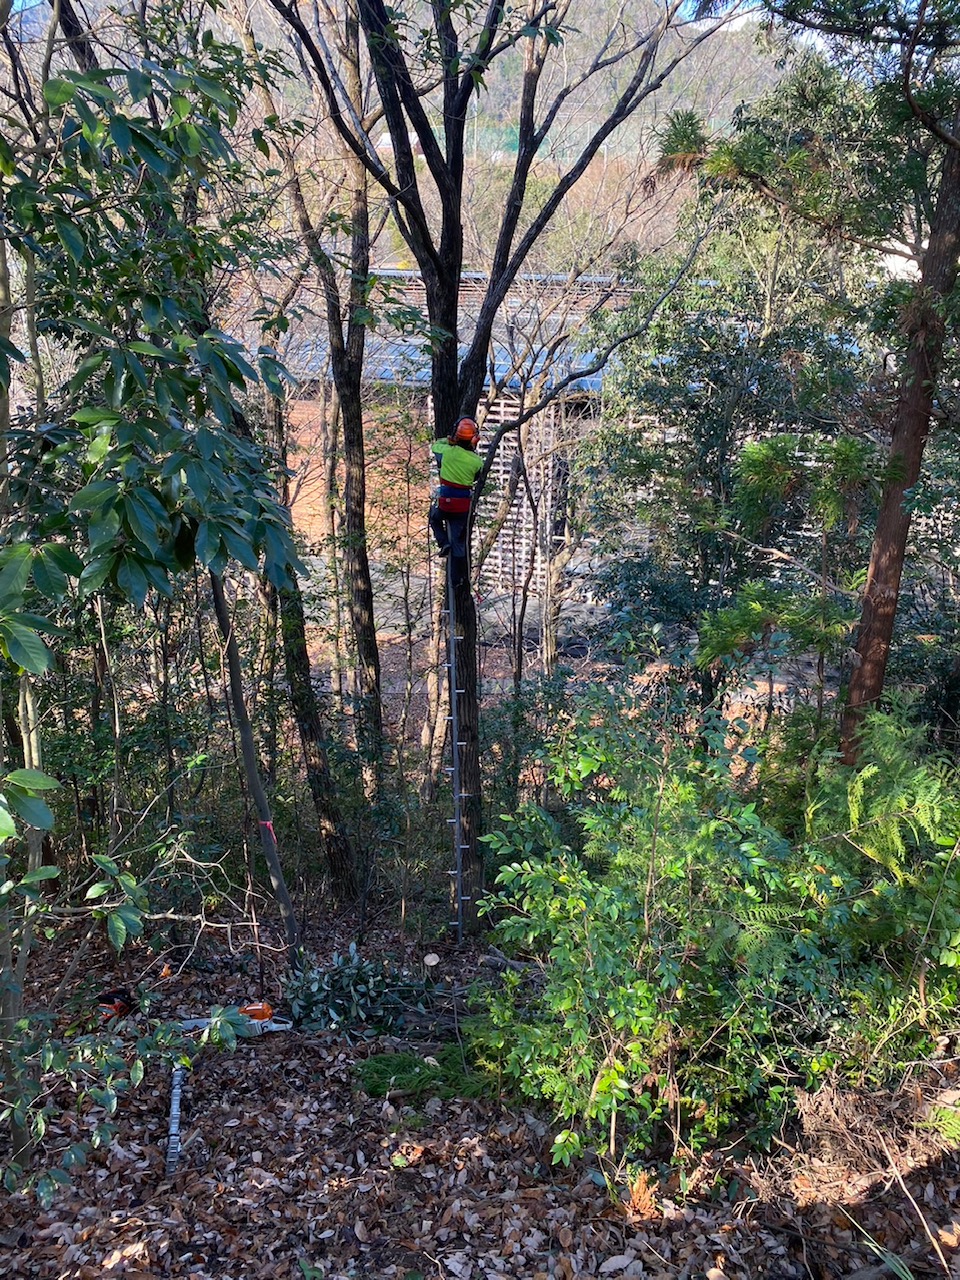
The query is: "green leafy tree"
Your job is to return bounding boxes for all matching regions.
[691,6,960,760]
[591,182,875,708]
[0,2,302,1183]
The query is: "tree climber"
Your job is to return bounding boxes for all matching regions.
[429,416,483,584]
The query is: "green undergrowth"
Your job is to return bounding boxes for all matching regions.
[469,685,960,1169]
[356,1044,491,1102]
[285,943,441,1037]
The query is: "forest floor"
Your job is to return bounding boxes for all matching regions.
[3,921,960,1280]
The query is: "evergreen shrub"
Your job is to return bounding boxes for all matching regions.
[471,683,960,1166]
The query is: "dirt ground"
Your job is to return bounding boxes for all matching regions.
[3,919,960,1280]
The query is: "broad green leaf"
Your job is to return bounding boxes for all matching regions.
[10,611,63,636]
[124,350,148,391]
[72,407,121,426]
[19,864,60,885]
[220,524,259,571]
[128,125,175,176]
[194,520,220,567]
[109,115,132,153]
[0,544,33,601]
[124,487,170,553]
[141,559,173,597]
[0,803,15,841]
[32,551,70,598]
[184,460,210,503]
[126,68,151,101]
[77,557,113,594]
[141,295,162,329]
[220,345,257,384]
[4,769,60,791]
[43,78,77,108]
[85,429,112,466]
[0,621,52,674]
[67,317,114,341]
[208,385,234,426]
[92,853,119,874]
[107,912,127,951]
[6,787,55,829]
[71,479,117,511]
[116,555,149,607]
[127,340,174,359]
[88,506,121,556]
[52,213,84,264]
[263,523,292,588]
[177,122,203,157]
[169,92,191,124]
[0,335,25,365]
[193,74,235,110]
[85,881,111,899]
[69,352,105,391]
[114,903,143,937]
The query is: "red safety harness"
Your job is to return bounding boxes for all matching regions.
[437,481,472,514]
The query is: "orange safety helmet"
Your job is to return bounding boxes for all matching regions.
[451,416,479,448]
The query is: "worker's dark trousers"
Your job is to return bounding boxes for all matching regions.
[429,505,469,584]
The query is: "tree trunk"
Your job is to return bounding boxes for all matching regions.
[277,581,358,900]
[263,393,357,900]
[453,576,483,931]
[418,587,448,802]
[210,573,300,960]
[233,0,381,787]
[841,128,960,763]
[340,373,383,796]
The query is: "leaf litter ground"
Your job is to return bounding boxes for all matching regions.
[3,926,960,1280]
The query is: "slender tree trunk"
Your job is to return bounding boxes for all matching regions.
[318,386,347,723]
[341,377,383,793]
[0,237,11,515]
[263,393,357,900]
[841,129,960,763]
[277,582,358,900]
[1,675,45,1166]
[336,134,383,797]
[418,587,449,801]
[210,573,300,960]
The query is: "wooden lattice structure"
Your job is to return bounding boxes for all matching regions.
[476,394,601,597]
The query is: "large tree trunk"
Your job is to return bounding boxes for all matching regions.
[841,129,960,763]
[453,577,483,931]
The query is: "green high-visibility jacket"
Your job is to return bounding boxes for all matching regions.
[431,439,483,487]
